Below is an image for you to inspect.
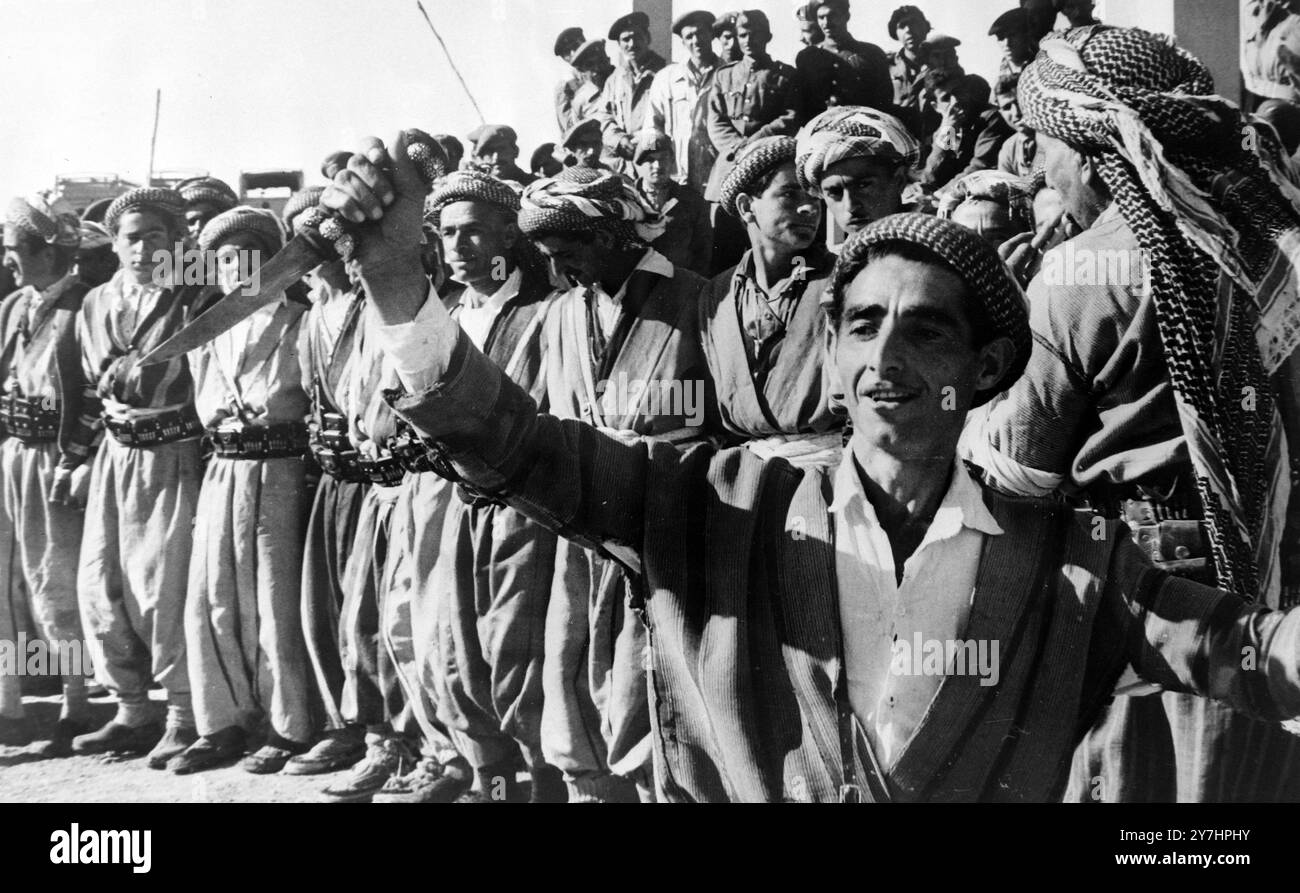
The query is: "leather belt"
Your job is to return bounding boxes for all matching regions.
[357,453,406,487]
[206,422,309,460]
[1,394,59,443]
[308,410,367,483]
[104,407,203,447]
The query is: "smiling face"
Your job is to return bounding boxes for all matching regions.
[736,163,821,254]
[114,209,178,285]
[827,252,1013,462]
[818,157,906,234]
[438,199,516,291]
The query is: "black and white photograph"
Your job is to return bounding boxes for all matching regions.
[0,0,1295,861]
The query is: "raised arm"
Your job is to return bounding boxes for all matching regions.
[319,133,655,568]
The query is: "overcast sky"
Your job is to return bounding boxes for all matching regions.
[0,0,1118,202]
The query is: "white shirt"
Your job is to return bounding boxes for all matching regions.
[829,451,1003,770]
[455,267,520,352]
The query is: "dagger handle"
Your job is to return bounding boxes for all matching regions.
[296,128,447,263]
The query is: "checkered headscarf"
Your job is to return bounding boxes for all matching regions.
[197,206,285,254]
[795,106,921,194]
[282,187,325,231]
[5,191,81,247]
[177,177,238,212]
[720,136,798,217]
[104,187,186,234]
[1020,24,1300,602]
[427,170,522,222]
[829,213,1031,407]
[518,167,659,248]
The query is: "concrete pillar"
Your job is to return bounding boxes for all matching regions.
[634,0,674,61]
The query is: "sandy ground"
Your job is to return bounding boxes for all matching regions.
[0,690,492,803]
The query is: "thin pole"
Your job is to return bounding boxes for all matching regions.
[147,89,161,186]
[416,1,487,125]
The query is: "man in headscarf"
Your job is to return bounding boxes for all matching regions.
[177,177,238,245]
[165,207,313,775]
[633,130,712,275]
[699,136,841,462]
[796,0,895,120]
[886,5,932,128]
[75,220,118,289]
[0,193,96,755]
[642,10,720,196]
[324,141,1300,801]
[974,25,1300,802]
[70,187,203,768]
[796,105,921,236]
[505,166,708,801]
[599,12,668,179]
[706,10,802,273]
[382,169,563,802]
[280,186,369,777]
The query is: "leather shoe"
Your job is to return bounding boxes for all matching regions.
[282,727,366,776]
[72,720,162,755]
[372,755,474,804]
[240,737,309,775]
[320,736,419,803]
[36,718,93,758]
[168,727,246,775]
[146,725,198,770]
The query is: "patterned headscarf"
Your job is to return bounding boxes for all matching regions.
[177,176,238,212]
[282,186,325,231]
[936,170,1035,231]
[795,106,921,194]
[427,169,522,219]
[5,191,81,247]
[197,206,285,254]
[719,136,798,217]
[829,213,1031,406]
[518,166,659,248]
[104,187,186,234]
[1020,24,1300,603]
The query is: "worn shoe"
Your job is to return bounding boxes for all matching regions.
[168,727,246,775]
[0,716,33,747]
[146,725,198,770]
[35,718,93,758]
[240,737,309,775]
[282,727,366,776]
[528,764,568,804]
[72,720,162,756]
[320,736,419,803]
[372,755,474,804]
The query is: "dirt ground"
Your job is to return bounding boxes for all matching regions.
[0,690,481,803]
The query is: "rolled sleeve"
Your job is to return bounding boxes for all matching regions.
[371,285,456,395]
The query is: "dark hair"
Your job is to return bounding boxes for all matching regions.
[888,5,930,39]
[994,72,1021,99]
[740,163,787,203]
[825,241,997,349]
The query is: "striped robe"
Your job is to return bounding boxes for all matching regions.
[299,286,368,731]
[0,276,91,717]
[536,253,708,798]
[75,270,205,709]
[389,328,1300,802]
[424,269,557,772]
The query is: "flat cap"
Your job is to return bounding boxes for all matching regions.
[633,130,674,164]
[673,10,716,35]
[989,9,1029,36]
[608,11,650,40]
[467,124,519,152]
[562,118,603,150]
[554,27,586,58]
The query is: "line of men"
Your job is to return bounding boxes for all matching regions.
[3,11,1300,803]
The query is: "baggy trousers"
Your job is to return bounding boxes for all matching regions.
[78,435,198,711]
[184,456,312,742]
